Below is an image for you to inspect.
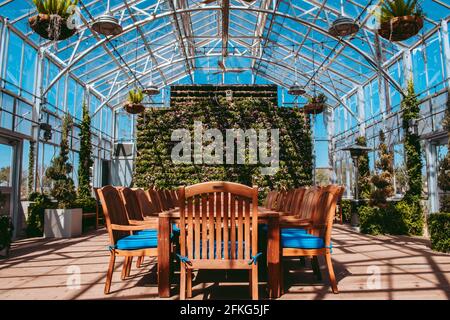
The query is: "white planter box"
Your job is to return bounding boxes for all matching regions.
[44,208,82,238]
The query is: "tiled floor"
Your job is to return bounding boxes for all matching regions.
[0,224,449,300]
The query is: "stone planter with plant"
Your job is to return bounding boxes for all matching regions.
[44,114,82,238]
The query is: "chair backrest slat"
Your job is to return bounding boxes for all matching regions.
[275,190,286,211]
[244,198,251,260]
[215,192,222,260]
[179,182,258,262]
[201,195,208,259]
[230,194,236,259]
[187,197,194,259]
[223,192,229,259]
[194,196,201,260]
[208,193,215,259]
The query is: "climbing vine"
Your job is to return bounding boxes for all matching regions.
[400,80,424,235]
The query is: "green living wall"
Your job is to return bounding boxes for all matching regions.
[134,86,313,200]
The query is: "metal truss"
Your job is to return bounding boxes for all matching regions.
[1,0,449,117]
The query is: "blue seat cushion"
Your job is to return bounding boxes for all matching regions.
[261,224,307,235]
[281,229,326,249]
[116,234,158,250]
[135,229,158,236]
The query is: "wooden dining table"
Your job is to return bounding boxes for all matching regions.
[157,206,281,299]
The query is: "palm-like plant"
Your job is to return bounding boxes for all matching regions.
[33,0,78,19]
[128,89,144,104]
[380,0,423,23]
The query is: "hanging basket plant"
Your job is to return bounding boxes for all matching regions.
[377,0,424,42]
[29,0,79,41]
[304,93,327,114]
[124,89,145,114]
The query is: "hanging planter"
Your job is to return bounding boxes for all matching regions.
[304,93,327,114]
[124,89,145,114]
[377,0,424,42]
[29,0,79,41]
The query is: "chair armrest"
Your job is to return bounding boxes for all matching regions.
[280,216,312,227]
[110,224,156,231]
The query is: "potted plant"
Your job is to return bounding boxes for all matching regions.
[377,0,424,42]
[0,215,13,258]
[29,0,79,41]
[44,115,82,238]
[124,89,145,114]
[304,93,327,114]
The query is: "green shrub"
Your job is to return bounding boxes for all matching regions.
[341,199,367,223]
[73,197,97,213]
[359,201,409,235]
[0,215,13,252]
[26,193,55,237]
[428,213,450,253]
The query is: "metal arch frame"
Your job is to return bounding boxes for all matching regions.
[40,4,405,102]
[92,52,359,122]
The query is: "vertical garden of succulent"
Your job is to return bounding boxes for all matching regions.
[134,86,313,202]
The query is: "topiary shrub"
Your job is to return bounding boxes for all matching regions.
[45,114,77,209]
[77,101,93,199]
[355,136,371,199]
[428,213,450,253]
[370,130,394,207]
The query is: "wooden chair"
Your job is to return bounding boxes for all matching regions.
[135,188,159,217]
[280,186,343,294]
[178,181,260,300]
[119,187,158,228]
[264,190,278,210]
[280,189,296,213]
[279,186,322,229]
[97,186,158,294]
[274,190,287,212]
[287,188,306,215]
[147,188,163,213]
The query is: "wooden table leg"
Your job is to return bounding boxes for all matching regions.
[158,216,171,298]
[267,216,280,299]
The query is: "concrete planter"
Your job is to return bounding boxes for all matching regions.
[44,208,82,238]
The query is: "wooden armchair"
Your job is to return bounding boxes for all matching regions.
[280,186,344,294]
[264,190,278,210]
[178,181,260,300]
[97,186,158,294]
[279,186,322,230]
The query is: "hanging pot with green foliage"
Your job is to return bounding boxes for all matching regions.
[29,0,79,41]
[377,0,424,42]
[304,93,327,114]
[124,89,145,114]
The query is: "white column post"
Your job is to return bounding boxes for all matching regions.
[357,85,366,137]
[441,19,450,89]
[325,106,336,184]
[425,141,439,214]
[403,50,413,85]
